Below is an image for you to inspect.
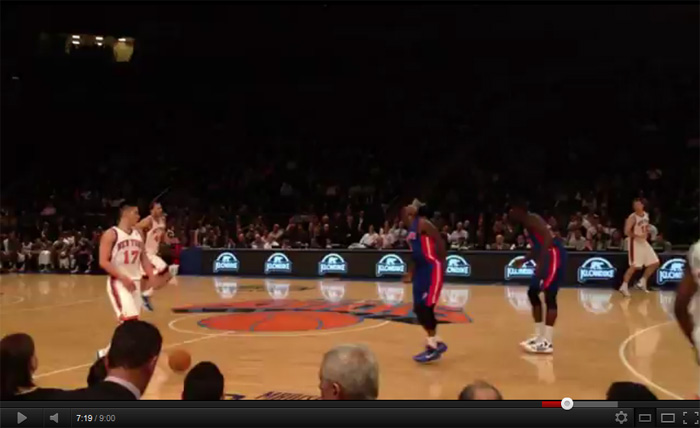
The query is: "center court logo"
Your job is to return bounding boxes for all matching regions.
[504,256,536,280]
[656,258,686,285]
[577,257,616,283]
[444,255,471,277]
[265,252,292,274]
[318,253,348,275]
[376,254,407,277]
[213,252,240,273]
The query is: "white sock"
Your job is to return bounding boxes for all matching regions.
[142,288,154,297]
[535,322,544,339]
[544,326,554,343]
[426,336,439,349]
[621,282,628,289]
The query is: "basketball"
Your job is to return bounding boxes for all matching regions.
[168,349,191,372]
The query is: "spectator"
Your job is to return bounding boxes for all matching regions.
[487,234,508,250]
[182,361,225,400]
[449,222,468,249]
[458,380,503,400]
[268,224,284,243]
[379,223,396,249]
[319,344,378,400]
[567,229,586,251]
[251,233,270,250]
[608,230,624,251]
[0,333,63,400]
[359,225,380,249]
[652,232,672,253]
[59,320,163,400]
[87,357,107,387]
[605,382,657,400]
[510,234,528,250]
[236,233,249,249]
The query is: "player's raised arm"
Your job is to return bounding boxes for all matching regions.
[419,218,446,261]
[134,215,153,232]
[99,229,132,287]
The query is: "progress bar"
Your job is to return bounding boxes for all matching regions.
[541,400,619,409]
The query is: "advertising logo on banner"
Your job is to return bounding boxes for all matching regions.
[213,252,240,273]
[504,256,536,280]
[376,254,407,277]
[444,255,471,277]
[318,253,348,276]
[264,252,292,274]
[656,258,686,285]
[577,257,616,283]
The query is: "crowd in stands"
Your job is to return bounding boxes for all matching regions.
[0,321,682,401]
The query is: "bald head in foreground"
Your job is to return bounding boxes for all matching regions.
[319,344,379,400]
[459,381,503,400]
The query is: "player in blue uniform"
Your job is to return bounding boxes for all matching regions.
[402,199,448,363]
[508,200,567,354]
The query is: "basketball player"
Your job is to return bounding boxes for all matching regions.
[674,239,700,396]
[619,199,660,297]
[134,202,173,311]
[508,200,567,354]
[97,204,155,358]
[402,199,447,363]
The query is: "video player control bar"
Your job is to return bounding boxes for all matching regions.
[0,407,643,427]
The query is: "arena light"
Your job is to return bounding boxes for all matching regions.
[71,40,80,45]
[72,35,80,39]
[96,42,103,46]
[95,36,104,41]
[118,37,127,42]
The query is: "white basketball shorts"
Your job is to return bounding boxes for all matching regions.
[107,277,142,321]
[628,239,659,268]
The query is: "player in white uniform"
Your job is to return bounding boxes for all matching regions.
[97,204,155,358]
[619,199,660,297]
[134,201,173,311]
[674,239,700,397]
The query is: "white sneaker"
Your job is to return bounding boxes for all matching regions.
[526,340,554,354]
[635,280,649,293]
[520,336,539,349]
[619,285,631,297]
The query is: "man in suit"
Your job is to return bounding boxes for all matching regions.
[60,320,162,400]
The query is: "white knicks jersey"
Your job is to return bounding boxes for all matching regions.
[111,227,144,280]
[145,216,166,255]
[628,212,650,241]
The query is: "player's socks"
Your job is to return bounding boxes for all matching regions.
[143,288,155,297]
[428,336,448,353]
[635,278,649,293]
[521,323,543,348]
[619,282,631,297]
[544,326,554,344]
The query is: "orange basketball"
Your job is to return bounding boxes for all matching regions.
[168,349,191,372]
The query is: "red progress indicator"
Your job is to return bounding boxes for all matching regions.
[541,401,560,408]
[542,398,574,410]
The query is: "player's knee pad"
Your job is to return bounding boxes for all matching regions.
[527,288,542,307]
[414,303,437,330]
[544,289,558,310]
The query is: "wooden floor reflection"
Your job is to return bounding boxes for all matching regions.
[0,274,695,400]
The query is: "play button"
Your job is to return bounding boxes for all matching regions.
[17,413,27,424]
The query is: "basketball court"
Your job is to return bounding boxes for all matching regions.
[0,274,695,400]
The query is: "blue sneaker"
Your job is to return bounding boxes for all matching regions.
[436,342,448,354]
[142,295,154,312]
[413,347,442,363]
